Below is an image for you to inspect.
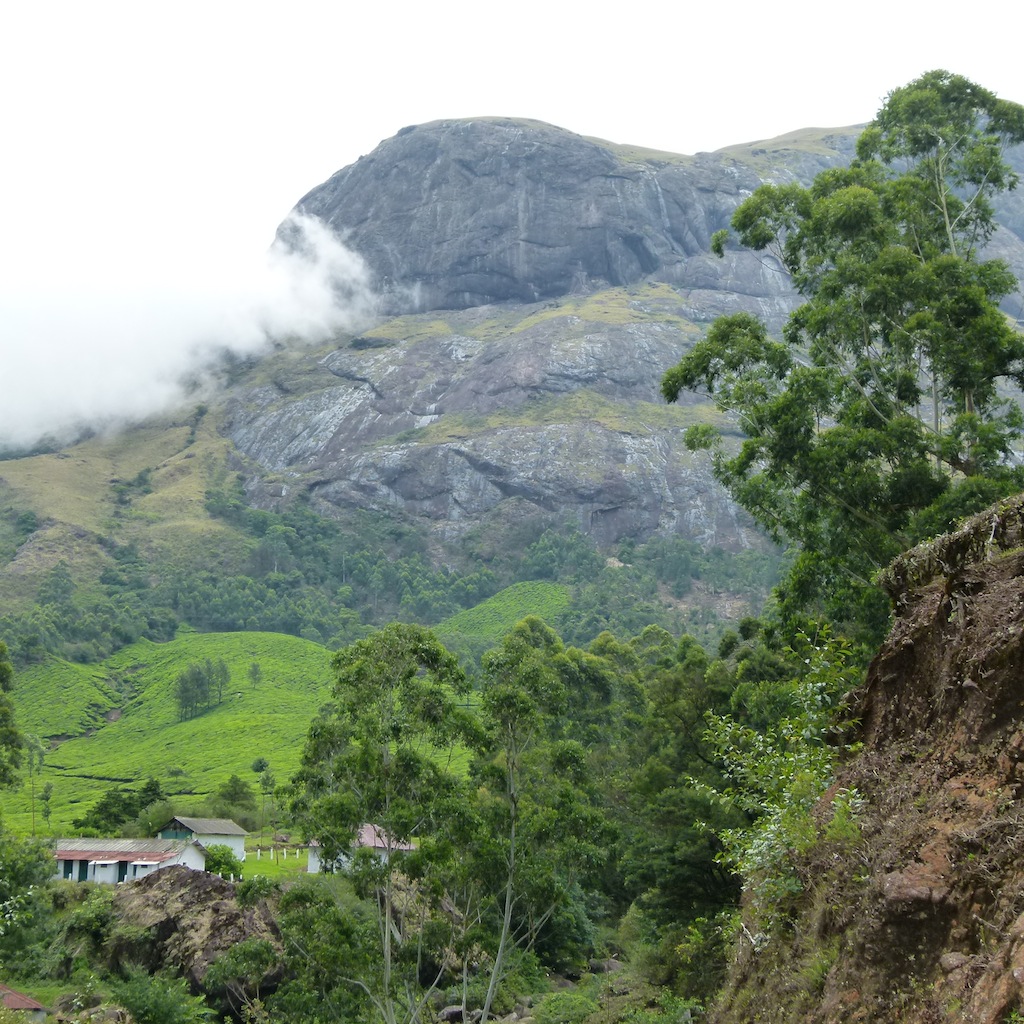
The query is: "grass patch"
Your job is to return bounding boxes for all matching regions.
[510,285,697,333]
[0,416,254,611]
[3,631,332,834]
[436,581,570,664]
[717,125,860,167]
[412,391,725,446]
[362,317,454,343]
[243,841,311,881]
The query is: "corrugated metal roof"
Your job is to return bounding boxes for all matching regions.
[0,984,47,1010]
[163,816,248,836]
[55,838,190,862]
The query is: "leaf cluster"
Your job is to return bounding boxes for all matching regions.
[664,71,1024,639]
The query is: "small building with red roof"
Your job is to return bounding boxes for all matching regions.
[0,983,47,1022]
[54,837,205,884]
[307,824,415,873]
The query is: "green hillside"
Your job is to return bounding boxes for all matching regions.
[2,630,332,833]
[436,580,571,664]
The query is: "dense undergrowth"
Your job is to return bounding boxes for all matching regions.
[0,610,856,1023]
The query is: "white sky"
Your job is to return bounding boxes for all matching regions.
[1,0,1021,447]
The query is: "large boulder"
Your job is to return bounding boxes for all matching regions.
[110,866,282,997]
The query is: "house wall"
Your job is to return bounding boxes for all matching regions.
[54,843,206,883]
[91,861,120,885]
[158,826,192,840]
[179,844,207,871]
[196,833,245,861]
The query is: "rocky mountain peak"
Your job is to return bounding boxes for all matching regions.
[288,116,855,316]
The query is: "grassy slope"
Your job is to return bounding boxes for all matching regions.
[0,413,254,609]
[3,631,332,834]
[436,581,571,663]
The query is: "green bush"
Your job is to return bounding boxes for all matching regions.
[205,844,244,879]
[66,888,115,948]
[534,983,600,1024]
[236,874,280,908]
[111,966,213,1024]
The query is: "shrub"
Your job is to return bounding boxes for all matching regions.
[111,965,213,1024]
[205,844,244,879]
[534,983,600,1024]
[236,875,280,908]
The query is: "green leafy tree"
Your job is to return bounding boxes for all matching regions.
[618,636,742,927]
[217,774,257,810]
[0,825,54,957]
[291,623,478,1024]
[73,778,166,834]
[259,768,276,844]
[205,657,230,704]
[696,629,861,935]
[664,71,1024,637]
[472,618,609,1020]
[269,877,369,1023]
[206,937,280,1017]
[174,663,210,721]
[111,966,213,1024]
[40,781,53,830]
[24,734,44,835]
[0,641,22,789]
[205,843,244,879]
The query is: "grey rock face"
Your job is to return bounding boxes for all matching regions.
[289,118,857,320]
[225,294,761,550]
[242,122,1023,551]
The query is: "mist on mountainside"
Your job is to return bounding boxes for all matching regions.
[0,214,376,452]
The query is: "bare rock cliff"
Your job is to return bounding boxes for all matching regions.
[712,496,1024,1023]
[240,123,1023,549]
[225,287,761,549]
[288,117,859,322]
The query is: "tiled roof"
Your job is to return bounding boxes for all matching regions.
[55,838,191,862]
[0,984,47,1010]
[355,824,415,852]
[164,816,248,836]
[309,824,415,854]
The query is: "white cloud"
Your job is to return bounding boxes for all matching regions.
[0,214,376,449]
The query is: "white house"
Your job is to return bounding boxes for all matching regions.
[54,837,206,884]
[307,824,414,874]
[156,816,248,862]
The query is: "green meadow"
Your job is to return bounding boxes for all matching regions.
[3,630,333,834]
[2,581,573,835]
[436,580,571,665]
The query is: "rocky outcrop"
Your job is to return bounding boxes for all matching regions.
[710,495,1024,1024]
[225,286,762,550]
[110,867,282,1002]
[288,118,860,322]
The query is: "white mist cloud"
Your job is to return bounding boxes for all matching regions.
[0,214,376,450]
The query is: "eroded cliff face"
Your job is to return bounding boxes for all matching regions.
[225,285,761,550]
[711,497,1024,1024]
[242,121,1022,550]
[288,117,860,324]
